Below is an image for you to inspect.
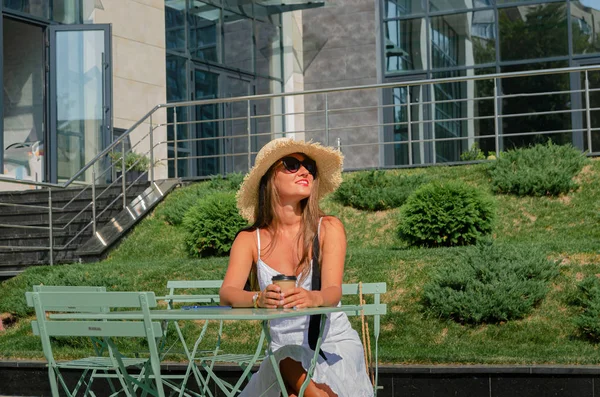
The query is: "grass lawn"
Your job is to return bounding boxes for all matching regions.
[1,159,600,364]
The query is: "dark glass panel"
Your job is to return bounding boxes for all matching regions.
[571,1,600,56]
[385,0,424,17]
[385,18,427,73]
[166,55,189,177]
[3,0,49,19]
[499,3,568,62]
[188,1,220,62]
[500,61,571,149]
[194,69,220,176]
[52,0,79,24]
[223,10,253,71]
[430,11,496,69]
[165,0,186,53]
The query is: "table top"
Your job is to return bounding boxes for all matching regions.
[49,305,365,321]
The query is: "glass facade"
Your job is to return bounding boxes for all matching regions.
[165,0,283,178]
[382,0,600,164]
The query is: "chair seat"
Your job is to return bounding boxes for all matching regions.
[56,356,147,370]
[197,353,265,365]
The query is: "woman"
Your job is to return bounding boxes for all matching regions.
[219,138,373,397]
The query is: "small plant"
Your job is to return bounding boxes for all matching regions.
[155,173,243,226]
[397,181,496,247]
[109,151,156,172]
[569,276,600,342]
[460,142,486,161]
[422,241,559,324]
[333,171,429,211]
[182,191,248,257]
[489,141,589,196]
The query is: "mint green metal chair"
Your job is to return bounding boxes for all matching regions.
[341,282,387,396]
[162,280,265,397]
[26,290,167,397]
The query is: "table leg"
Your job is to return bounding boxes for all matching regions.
[263,320,289,397]
[298,314,327,397]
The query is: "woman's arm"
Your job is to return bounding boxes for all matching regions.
[219,230,283,308]
[282,216,346,308]
[219,231,257,307]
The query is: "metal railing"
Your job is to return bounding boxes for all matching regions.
[0,64,599,269]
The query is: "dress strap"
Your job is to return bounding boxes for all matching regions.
[318,217,324,236]
[256,228,261,259]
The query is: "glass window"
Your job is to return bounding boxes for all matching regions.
[223,10,254,72]
[256,19,281,79]
[52,0,79,24]
[188,2,220,62]
[430,11,496,69]
[499,3,568,62]
[165,0,186,53]
[429,0,492,14]
[3,0,49,19]
[571,1,600,56]
[384,0,425,17]
[500,61,571,148]
[385,18,427,73]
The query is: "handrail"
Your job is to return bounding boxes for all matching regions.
[2,63,600,190]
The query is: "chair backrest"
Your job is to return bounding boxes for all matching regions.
[32,285,107,313]
[165,280,223,306]
[26,291,163,365]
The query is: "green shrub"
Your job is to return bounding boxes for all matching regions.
[397,181,496,247]
[460,142,486,161]
[183,191,248,257]
[333,171,429,211]
[422,242,559,324]
[569,276,600,341]
[489,142,588,196]
[155,173,243,226]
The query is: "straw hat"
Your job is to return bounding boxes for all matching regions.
[236,138,344,223]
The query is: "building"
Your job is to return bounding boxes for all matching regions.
[1,0,599,185]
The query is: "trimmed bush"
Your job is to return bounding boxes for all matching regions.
[489,142,588,196]
[156,173,243,226]
[422,242,559,324]
[397,181,496,247]
[183,191,248,257]
[333,171,429,211]
[570,276,600,341]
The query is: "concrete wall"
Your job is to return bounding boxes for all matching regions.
[90,0,168,179]
[301,0,379,169]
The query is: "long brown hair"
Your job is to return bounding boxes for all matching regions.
[245,155,324,290]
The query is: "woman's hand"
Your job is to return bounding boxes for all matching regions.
[257,284,283,308]
[282,288,323,309]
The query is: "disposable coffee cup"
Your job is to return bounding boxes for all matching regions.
[272,274,297,293]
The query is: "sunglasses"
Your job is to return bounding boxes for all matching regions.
[280,156,317,177]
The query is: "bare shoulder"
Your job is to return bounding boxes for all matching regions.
[232,229,257,250]
[320,216,346,237]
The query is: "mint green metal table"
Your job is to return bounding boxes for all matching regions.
[51,305,366,397]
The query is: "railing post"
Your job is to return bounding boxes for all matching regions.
[174,107,179,179]
[247,99,252,171]
[430,85,436,164]
[92,167,97,236]
[407,87,413,166]
[121,140,126,209]
[48,189,53,266]
[585,70,593,154]
[149,114,154,184]
[494,78,500,157]
[325,93,330,146]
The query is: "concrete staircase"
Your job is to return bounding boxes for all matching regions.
[0,179,178,278]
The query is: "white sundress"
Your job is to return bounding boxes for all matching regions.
[239,224,374,397]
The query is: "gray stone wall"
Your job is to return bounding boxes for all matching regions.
[302,0,380,169]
